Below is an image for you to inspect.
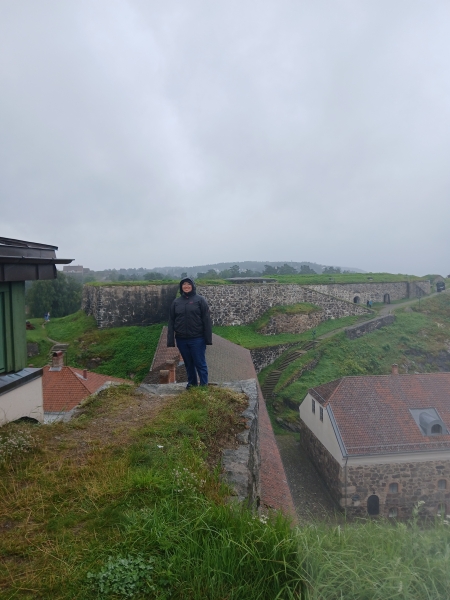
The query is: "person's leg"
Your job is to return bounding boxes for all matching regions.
[176,338,198,386]
[189,337,208,385]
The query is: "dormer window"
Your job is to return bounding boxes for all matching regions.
[409,409,447,436]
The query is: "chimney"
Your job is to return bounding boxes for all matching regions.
[159,369,170,384]
[391,364,399,375]
[83,369,88,380]
[166,360,176,383]
[50,351,64,371]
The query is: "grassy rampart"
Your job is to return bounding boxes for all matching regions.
[1,385,449,599]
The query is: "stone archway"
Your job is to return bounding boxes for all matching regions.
[353,296,360,304]
[383,293,390,304]
[367,494,380,515]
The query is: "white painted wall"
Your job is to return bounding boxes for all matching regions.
[299,393,344,465]
[0,377,44,425]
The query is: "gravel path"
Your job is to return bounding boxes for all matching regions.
[275,434,342,523]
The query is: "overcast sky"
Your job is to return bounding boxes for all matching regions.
[1,1,450,275]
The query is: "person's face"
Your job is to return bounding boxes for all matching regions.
[182,282,193,293]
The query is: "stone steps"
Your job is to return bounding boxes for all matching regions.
[260,340,319,398]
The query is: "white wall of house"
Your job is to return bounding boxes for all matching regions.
[0,377,44,425]
[299,393,344,465]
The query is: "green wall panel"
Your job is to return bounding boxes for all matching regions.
[0,282,26,373]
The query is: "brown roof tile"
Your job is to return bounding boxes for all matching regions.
[42,366,128,412]
[309,373,450,455]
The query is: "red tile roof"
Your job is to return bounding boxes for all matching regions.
[42,366,128,412]
[309,373,450,455]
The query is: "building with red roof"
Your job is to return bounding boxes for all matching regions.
[299,367,450,519]
[42,351,128,422]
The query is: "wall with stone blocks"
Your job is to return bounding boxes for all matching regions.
[197,284,370,326]
[345,314,395,339]
[82,284,178,328]
[308,282,409,304]
[299,418,450,518]
[298,418,343,506]
[259,310,324,335]
[250,344,299,373]
[82,280,425,329]
[345,460,450,519]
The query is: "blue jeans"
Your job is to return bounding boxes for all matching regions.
[176,337,208,386]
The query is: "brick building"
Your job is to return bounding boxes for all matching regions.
[299,369,450,518]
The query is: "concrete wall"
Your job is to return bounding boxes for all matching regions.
[0,376,44,425]
[345,314,395,339]
[197,284,370,326]
[83,284,178,328]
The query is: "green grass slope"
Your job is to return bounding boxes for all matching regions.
[1,385,450,599]
[27,311,163,383]
[268,293,450,422]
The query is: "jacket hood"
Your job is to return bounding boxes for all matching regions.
[179,277,196,296]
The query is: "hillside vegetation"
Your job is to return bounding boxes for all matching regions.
[261,292,450,424]
[26,312,163,383]
[2,385,450,599]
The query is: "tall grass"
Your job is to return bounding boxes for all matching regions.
[1,386,450,598]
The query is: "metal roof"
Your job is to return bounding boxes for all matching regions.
[0,237,73,282]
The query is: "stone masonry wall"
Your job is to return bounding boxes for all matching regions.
[259,310,324,335]
[197,284,370,326]
[345,459,450,519]
[298,418,342,506]
[83,284,178,328]
[250,344,299,373]
[345,314,395,339]
[308,282,409,304]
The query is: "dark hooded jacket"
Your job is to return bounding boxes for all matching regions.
[167,278,213,347]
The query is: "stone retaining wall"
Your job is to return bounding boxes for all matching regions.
[345,314,395,339]
[298,418,342,505]
[259,310,324,335]
[250,344,299,373]
[82,284,178,328]
[197,284,370,326]
[82,281,427,329]
[308,282,409,304]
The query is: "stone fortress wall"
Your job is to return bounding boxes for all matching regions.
[82,280,428,329]
[82,284,178,328]
[197,284,371,326]
[308,280,430,305]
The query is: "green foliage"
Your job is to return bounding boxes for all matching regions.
[214,314,363,349]
[26,311,162,382]
[87,554,155,598]
[277,294,450,409]
[142,271,164,280]
[26,271,82,318]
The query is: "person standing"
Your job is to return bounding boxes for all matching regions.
[167,277,212,388]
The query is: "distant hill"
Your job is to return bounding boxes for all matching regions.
[147,261,365,277]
